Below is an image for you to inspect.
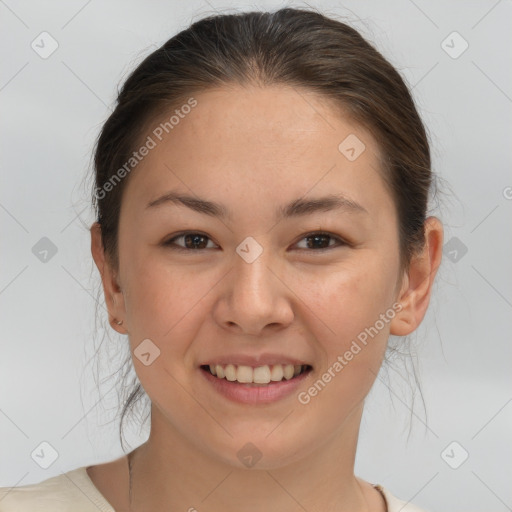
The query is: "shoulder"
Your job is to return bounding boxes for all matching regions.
[0,466,114,512]
[376,484,430,512]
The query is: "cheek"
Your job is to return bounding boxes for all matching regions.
[123,251,217,334]
[296,267,393,422]
[121,257,213,398]
[304,256,398,341]
[299,254,398,400]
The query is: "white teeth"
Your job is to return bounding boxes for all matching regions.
[253,365,271,384]
[224,364,237,381]
[270,364,283,381]
[236,365,253,383]
[283,364,294,380]
[206,363,307,384]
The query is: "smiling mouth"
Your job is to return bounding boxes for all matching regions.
[200,364,313,385]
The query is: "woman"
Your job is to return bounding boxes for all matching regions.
[0,7,442,511]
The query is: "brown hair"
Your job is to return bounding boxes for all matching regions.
[90,6,436,449]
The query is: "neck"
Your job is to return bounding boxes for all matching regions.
[126,403,376,512]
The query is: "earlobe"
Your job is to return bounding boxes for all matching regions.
[390,216,443,336]
[90,222,127,334]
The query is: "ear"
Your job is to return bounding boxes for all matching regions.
[90,222,128,334]
[390,216,443,336]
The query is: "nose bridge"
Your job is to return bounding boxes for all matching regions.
[217,239,293,333]
[232,243,277,306]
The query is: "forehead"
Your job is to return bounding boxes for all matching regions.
[122,85,393,220]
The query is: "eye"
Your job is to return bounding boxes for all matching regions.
[163,232,218,251]
[163,231,348,252]
[294,232,348,251]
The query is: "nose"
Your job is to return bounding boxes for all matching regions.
[212,248,294,336]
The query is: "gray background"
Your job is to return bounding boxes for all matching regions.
[1,1,511,511]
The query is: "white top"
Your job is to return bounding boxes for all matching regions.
[0,467,428,511]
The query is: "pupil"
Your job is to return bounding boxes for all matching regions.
[185,234,207,249]
[307,234,329,249]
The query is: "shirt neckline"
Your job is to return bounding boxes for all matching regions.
[71,466,116,512]
[78,466,394,512]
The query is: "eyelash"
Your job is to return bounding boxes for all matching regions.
[162,231,349,252]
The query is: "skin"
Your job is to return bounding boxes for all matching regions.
[89,84,443,511]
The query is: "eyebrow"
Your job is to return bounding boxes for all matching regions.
[145,191,368,219]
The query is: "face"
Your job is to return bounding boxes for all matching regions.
[96,85,412,469]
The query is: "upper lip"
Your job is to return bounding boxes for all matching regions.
[199,353,312,368]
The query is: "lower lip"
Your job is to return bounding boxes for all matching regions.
[200,367,312,405]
